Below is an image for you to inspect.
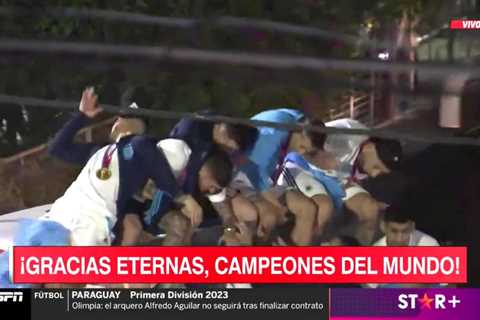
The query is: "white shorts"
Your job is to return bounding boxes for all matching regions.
[278,166,329,198]
[230,171,261,201]
[343,183,368,201]
[231,171,294,203]
[232,165,370,204]
[278,162,369,203]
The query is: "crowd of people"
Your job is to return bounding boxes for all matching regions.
[0,86,443,288]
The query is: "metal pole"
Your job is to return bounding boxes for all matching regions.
[350,94,355,119]
[370,72,376,126]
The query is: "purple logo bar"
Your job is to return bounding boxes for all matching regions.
[331,288,479,320]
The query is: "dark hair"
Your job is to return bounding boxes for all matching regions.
[225,123,258,152]
[370,137,403,170]
[338,235,361,246]
[304,118,327,150]
[121,85,155,109]
[384,201,414,224]
[203,148,233,188]
[120,86,155,127]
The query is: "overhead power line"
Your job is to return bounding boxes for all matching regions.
[0,39,477,79]
[0,6,408,52]
[0,93,479,146]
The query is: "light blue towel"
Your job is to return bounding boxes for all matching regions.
[242,108,305,191]
[0,219,71,288]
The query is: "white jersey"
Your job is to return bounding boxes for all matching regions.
[1,139,193,248]
[367,230,441,288]
[374,230,440,247]
[324,118,369,180]
[43,144,120,246]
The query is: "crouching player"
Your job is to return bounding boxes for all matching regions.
[0,88,229,287]
[232,108,327,245]
[277,149,344,240]
[169,110,259,245]
[323,118,403,244]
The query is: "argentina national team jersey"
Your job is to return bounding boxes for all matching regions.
[43,144,120,246]
[324,118,369,180]
[238,108,305,192]
[278,152,346,212]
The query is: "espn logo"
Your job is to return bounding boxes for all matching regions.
[0,292,23,302]
[450,19,480,29]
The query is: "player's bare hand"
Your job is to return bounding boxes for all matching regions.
[177,195,203,227]
[79,87,102,118]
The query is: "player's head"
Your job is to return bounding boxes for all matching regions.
[111,107,147,140]
[212,122,259,153]
[111,86,152,139]
[381,202,415,246]
[288,118,327,154]
[198,149,233,195]
[358,138,403,178]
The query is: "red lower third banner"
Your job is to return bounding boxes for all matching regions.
[10,246,466,284]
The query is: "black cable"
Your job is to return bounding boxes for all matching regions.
[0,6,408,52]
[1,93,479,146]
[0,50,460,98]
[0,39,477,79]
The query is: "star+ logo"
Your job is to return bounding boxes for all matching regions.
[398,292,461,310]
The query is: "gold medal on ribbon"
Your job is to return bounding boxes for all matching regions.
[96,168,112,180]
[96,144,117,181]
